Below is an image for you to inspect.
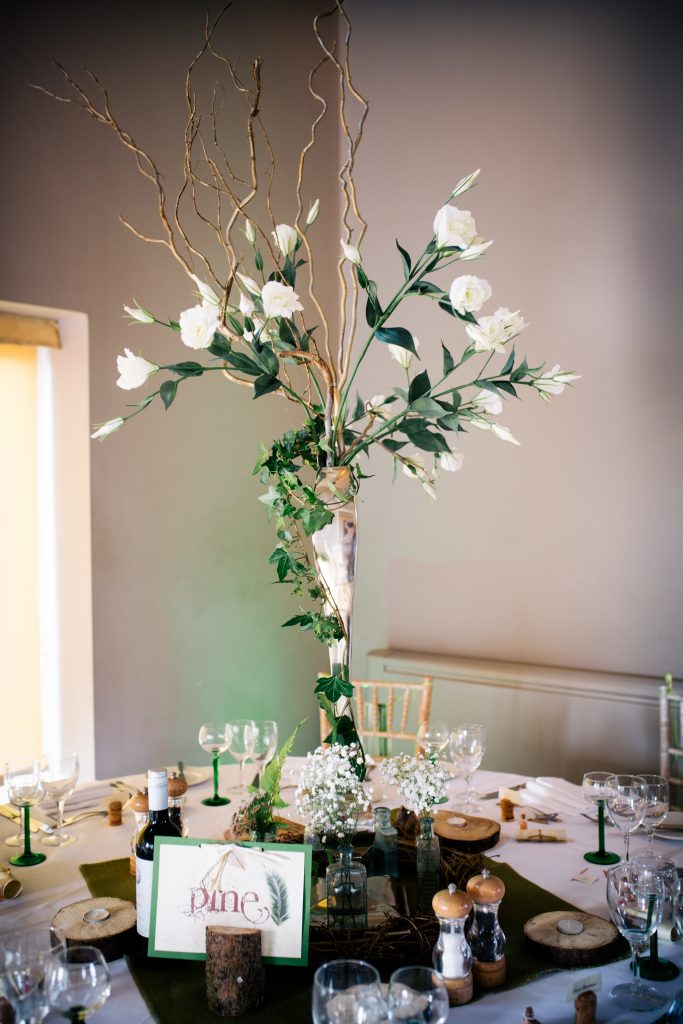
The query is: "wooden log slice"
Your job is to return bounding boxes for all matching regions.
[52,897,136,962]
[433,811,500,853]
[205,925,265,1018]
[524,910,625,967]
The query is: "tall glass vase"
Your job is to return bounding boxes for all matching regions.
[416,814,441,914]
[326,846,368,930]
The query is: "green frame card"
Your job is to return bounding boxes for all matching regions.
[148,836,312,966]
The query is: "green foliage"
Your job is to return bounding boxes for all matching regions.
[266,871,290,926]
[262,717,307,808]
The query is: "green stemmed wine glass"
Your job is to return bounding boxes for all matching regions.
[582,771,620,865]
[632,853,679,983]
[4,759,46,867]
[198,724,231,807]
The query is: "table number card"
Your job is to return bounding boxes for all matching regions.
[148,836,312,965]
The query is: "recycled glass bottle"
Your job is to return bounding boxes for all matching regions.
[326,847,368,930]
[416,815,441,914]
[370,806,398,877]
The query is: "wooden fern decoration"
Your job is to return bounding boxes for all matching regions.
[266,871,290,926]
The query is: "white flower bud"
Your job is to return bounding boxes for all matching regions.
[305,198,320,227]
[244,220,256,244]
[123,304,154,324]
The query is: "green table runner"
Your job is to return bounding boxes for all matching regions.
[80,857,626,1023]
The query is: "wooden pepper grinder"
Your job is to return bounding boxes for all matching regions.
[167,771,188,834]
[466,867,507,988]
[129,789,149,876]
[432,884,474,1005]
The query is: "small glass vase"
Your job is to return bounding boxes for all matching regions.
[370,806,398,877]
[326,846,368,930]
[416,814,441,914]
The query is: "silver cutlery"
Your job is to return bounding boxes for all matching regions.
[0,805,54,834]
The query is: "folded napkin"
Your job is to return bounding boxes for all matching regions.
[43,782,113,815]
[525,778,584,816]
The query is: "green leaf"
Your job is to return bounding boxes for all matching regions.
[209,335,232,360]
[382,438,407,452]
[299,506,334,535]
[366,295,382,329]
[281,614,312,629]
[496,380,518,397]
[314,674,354,702]
[257,345,279,377]
[396,239,412,278]
[226,314,243,336]
[160,379,178,410]
[441,342,455,376]
[402,420,449,453]
[282,257,296,287]
[408,280,443,297]
[411,396,446,418]
[254,249,264,273]
[225,351,262,376]
[353,393,365,420]
[500,348,516,376]
[168,320,181,332]
[409,370,431,403]
[438,298,477,324]
[375,327,418,358]
[436,413,460,432]
[166,361,204,378]
[356,265,369,290]
[253,375,281,399]
[261,717,307,800]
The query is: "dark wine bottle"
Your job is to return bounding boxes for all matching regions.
[135,768,182,938]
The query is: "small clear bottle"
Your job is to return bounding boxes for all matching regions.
[370,806,398,877]
[416,814,441,914]
[432,883,474,1006]
[466,868,507,988]
[326,846,368,929]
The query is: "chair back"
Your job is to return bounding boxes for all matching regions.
[319,677,433,757]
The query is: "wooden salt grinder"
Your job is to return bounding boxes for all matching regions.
[129,790,149,876]
[574,990,597,1024]
[205,925,266,1017]
[466,868,507,988]
[432,884,474,1005]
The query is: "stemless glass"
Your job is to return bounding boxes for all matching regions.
[606,862,666,1012]
[41,752,80,847]
[4,760,46,867]
[0,923,66,1024]
[605,774,647,863]
[250,721,278,791]
[449,724,486,813]
[387,965,449,1024]
[640,774,670,845]
[582,771,620,865]
[46,946,111,1022]
[312,959,385,1024]
[417,721,451,762]
[226,719,256,793]
[198,723,231,807]
[631,853,679,982]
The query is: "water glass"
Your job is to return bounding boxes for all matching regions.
[226,719,256,793]
[582,771,620,865]
[198,723,231,807]
[46,945,110,1021]
[640,774,670,845]
[387,965,449,1024]
[417,721,450,761]
[606,862,666,1012]
[631,853,679,982]
[312,959,385,1024]
[0,922,66,1024]
[449,724,486,813]
[250,720,278,791]
[4,760,46,867]
[605,773,647,862]
[41,752,80,847]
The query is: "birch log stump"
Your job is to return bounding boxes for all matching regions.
[205,925,265,1017]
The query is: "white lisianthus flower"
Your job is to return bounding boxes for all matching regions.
[305,198,320,226]
[433,205,477,249]
[388,336,420,369]
[492,423,521,445]
[438,450,464,472]
[179,303,220,350]
[271,223,298,258]
[366,394,390,415]
[494,307,528,339]
[449,275,492,315]
[341,240,361,264]
[123,303,154,324]
[239,292,255,318]
[116,348,159,391]
[532,364,581,401]
[261,280,304,320]
[458,239,493,262]
[450,168,481,199]
[191,275,220,307]
[465,315,507,353]
[236,272,261,296]
[91,417,124,440]
[473,389,503,416]
[402,452,437,499]
[244,220,256,244]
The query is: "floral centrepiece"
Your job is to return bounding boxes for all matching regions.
[295,744,370,844]
[381,755,449,818]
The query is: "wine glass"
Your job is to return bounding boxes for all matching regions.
[226,719,256,793]
[40,752,80,847]
[46,946,111,1022]
[250,721,278,791]
[605,774,647,863]
[640,774,670,846]
[4,760,46,867]
[631,853,679,982]
[0,922,66,1024]
[198,723,231,807]
[449,724,486,813]
[417,721,450,762]
[606,862,667,1012]
[387,966,449,1024]
[582,771,620,865]
[312,959,385,1024]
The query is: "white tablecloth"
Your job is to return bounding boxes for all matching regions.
[2,764,682,1023]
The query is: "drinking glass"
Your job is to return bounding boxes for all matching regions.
[4,760,46,867]
[46,946,110,1022]
[417,721,451,761]
[40,752,80,847]
[312,959,385,1024]
[226,719,256,793]
[605,774,647,863]
[387,965,449,1024]
[631,853,679,982]
[641,774,670,846]
[606,862,667,1012]
[449,724,486,813]
[198,723,231,807]
[250,720,278,791]
[582,771,620,865]
[0,922,66,1024]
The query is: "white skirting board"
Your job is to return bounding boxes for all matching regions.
[365,649,659,784]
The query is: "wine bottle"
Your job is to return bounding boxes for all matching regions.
[135,768,182,938]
